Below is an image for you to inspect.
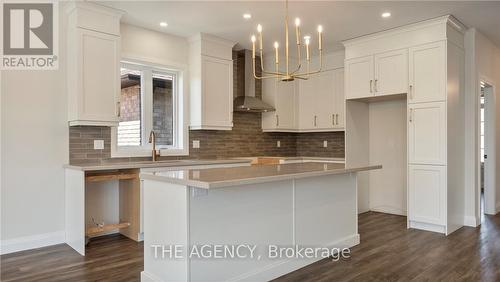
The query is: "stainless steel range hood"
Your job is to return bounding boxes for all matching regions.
[233,50,275,113]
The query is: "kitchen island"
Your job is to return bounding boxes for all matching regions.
[140,162,381,282]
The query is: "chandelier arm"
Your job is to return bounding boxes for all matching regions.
[293,50,323,77]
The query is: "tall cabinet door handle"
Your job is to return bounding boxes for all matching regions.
[336,114,339,125]
[370,80,373,93]
[332,114,335,126]
[374,79,378,92]
[276,115,279,127]
[314,115,317,127]
[117,101,121,117]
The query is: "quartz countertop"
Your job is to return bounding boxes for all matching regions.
[63,159,252,171]
[140,162,381,189]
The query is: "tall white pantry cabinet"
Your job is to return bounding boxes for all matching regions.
[344,15,466,235]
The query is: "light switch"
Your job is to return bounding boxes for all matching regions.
[277,141,281,148]
[192,140,200,148]
[323,140,328,148]
[94,140,104,150]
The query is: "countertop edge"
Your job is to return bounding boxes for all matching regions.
[63,159,252,171]
[139,164,382,189]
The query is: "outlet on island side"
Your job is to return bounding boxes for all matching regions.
[277,141,281,148]
[323,140,328,148]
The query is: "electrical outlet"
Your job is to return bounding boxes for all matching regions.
[277,140,281,148]
[323,140,328,148]
[94,140,104,150]
[192,140,200,148]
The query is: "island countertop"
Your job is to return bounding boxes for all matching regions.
[140,162,382,189]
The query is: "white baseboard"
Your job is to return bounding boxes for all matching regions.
[369,206,407,216]
[409,221,446,234]
[0,230,65,255]
[463,216,480,227]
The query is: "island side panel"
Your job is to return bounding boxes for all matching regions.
[295,173,359,247]
[188,180,294,282]
[65,168,85,256]
[142,180,189,282]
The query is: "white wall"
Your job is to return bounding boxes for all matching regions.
[1,8,68,250]
[464,29,500,225]
[121,24,189,67]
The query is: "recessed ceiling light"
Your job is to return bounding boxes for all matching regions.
[381,12,391,18]
[160,22,168,27]
[243,13,252,19]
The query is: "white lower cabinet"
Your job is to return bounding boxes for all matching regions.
[408,165,446,226]
[408,102,446,165]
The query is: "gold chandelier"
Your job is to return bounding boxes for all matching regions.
[250,0,324,82]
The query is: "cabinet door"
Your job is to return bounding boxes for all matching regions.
[408,165,446,225]
[261,78,278,130]
[409,42,446,103]
[275,80,296,129]
[78,29,120,123]
[345,56,374,100]
[408,102,446,165]
[315,70,336,129]
[201,56,233,128]
[333,68,345,128]
[298,78,316,129]
[374,49,408,96]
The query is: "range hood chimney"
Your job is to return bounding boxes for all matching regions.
[233,50,275,113]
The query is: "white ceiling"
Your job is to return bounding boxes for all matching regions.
[99,1,500,52]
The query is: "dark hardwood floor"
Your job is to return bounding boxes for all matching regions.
[2,212,500,281]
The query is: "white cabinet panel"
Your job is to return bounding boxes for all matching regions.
[275,81,296,129]
[201,56,233,129]
[298,78,316,129]
[68,28,120,126]
[409,42,446,103]
[333,69,345,128]
[345,56,374,100]
[374,49,408,96]
[408,165,446,225]
[316,70,336,129]
[408,102,446,165]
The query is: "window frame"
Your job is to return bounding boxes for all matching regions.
[111,59,189,157]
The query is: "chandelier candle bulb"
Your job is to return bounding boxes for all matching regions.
[257,24,263,50]
[274,42,279,64]
[318,25,323,50]
[295,18,301,45]
[251,35,256,58]
[305,37,310,61]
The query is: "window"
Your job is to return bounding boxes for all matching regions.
[112,61,187,157]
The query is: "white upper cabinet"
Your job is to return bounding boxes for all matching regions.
[408,102,447,165]
[346,49,409,100]
[189,34,235,130]
[374,49,408,96]
[297,69,344,131]
[66,3,123,126]
[409,42,446,103]
[345,56,374,100]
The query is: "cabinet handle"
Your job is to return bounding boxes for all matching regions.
[276,115,279,127]
[332,114,335,126]
[336,114,339,125]
[370,80,373,93]
[374,79,378,92]
[409,85,413,100]
[409,109,413,122]
[117,101,121,117]
[314,115,317,127]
